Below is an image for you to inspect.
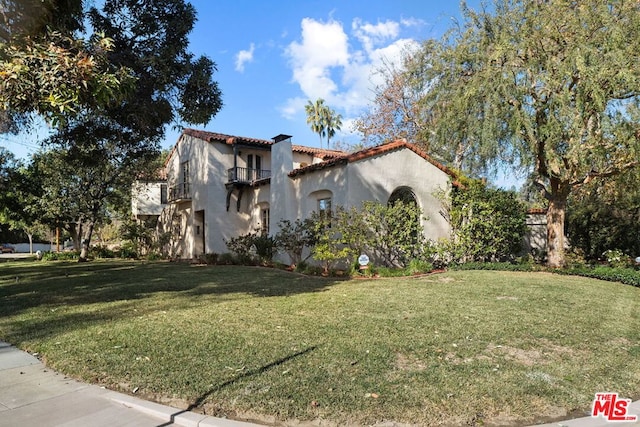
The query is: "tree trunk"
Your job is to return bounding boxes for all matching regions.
[27,233,33,254]
[546,196,567,268]
[79,221,94,262]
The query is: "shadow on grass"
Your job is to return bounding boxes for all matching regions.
[0,260,341,319]
[156,346,318,427]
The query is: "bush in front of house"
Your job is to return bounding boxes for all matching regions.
[224,231,276,265]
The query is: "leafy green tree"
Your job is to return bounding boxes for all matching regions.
[409,0,640,267]
[28,0,224,261]
[0,0,135,131]
[567,169,640,260]
[447,180,527,263]
[310,212,351,274]
[0,153,51,252]
[273,217,318,266]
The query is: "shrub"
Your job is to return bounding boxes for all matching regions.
[224,232,258,265]
[41,251,80,261]
[90,245,116,259]
[199,253,219,265]
[311,212,352,274]
[602,249,632,269]
[274,218,317,266]
[555,266,640,288]
[117,243,138,259]
[253,234,276,264]
[447,180,527,263]
[217,252,236,265]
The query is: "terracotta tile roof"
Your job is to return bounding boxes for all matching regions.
[183,128,272,147]
[182,129,346,160]
[288,140,457,179]
[291,145,346,159]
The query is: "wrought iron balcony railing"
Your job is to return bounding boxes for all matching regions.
[168,182,191,202]
[226,167,271,184]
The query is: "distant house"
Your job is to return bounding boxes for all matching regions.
[132,129,456,261]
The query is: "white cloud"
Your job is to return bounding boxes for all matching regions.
[282,16,421,125]
[235,43,255,73]
[279,97,307,120]
[285,18,349,100]
[352,18,400,53]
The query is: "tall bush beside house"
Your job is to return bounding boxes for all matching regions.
[359,200,426,268]
[273,218,318,267]
[120,220,170,259]
[316,201,427,270]
[311,212,352,274]
[447,180,527,263]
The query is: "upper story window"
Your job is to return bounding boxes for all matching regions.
[160,183,168,204]
[180,161,190,184]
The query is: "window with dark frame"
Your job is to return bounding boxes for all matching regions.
[261,208,270,235]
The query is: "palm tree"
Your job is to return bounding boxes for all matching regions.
[325,108,342,149]
[305,98,327,149]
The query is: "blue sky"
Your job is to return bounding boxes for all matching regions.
[3,1,524,187]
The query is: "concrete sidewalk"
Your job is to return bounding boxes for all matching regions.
[0,341,260,427]
[1,341,639,427]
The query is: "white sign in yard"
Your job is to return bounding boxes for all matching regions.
[358,254,370,266]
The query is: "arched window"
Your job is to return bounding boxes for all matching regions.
[388,186,417,207]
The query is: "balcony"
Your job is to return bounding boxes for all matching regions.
[226,167,271,184]
[168,182,191,203]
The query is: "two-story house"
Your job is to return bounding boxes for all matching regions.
[143,128,455,260]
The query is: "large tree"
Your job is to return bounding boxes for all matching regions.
[411,0,640,267]
[0,0,135,131]
[60,0,221,260]
[13,0,224,261]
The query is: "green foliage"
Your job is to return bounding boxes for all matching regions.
[447,180,527,263]
[224,231,275,265]
[252,234,276,263]
[273,218,317,266]
[90,245,116,259]
[120,220,169,258]
[41,250,80,261]
[305,200,427,269]
[567,170,640,260]
[310,212,352,273]
[555,266,640,288]
[399,0,640,267]
[224,232,257,265]
[304,98,343,149]
[360,200,426,268]
[217,253,235,265]
[602,249,633,269]
[198,253,219,265]
[452,262,535,272]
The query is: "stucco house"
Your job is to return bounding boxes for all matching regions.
[135,128,456,261]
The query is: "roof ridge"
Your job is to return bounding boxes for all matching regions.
[289,140,456,178]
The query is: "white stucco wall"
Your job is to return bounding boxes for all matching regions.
[131,181,165,217]
[288,149,452,242]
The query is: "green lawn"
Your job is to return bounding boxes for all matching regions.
[1,260,639,426]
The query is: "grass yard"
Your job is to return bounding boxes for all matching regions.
[1,260,639,426]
